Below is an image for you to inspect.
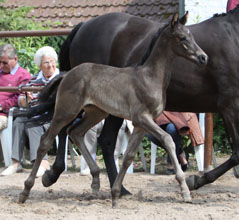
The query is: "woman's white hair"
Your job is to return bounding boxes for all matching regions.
[34,46,58,67]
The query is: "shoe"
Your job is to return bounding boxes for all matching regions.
[80,167,91,176]
[36,160,50,178]
[1,164,22,176]
[165,168,175,175]
[36,166,47,177]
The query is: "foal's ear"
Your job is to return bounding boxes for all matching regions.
[179,11,189,25]
[171,13,179,28]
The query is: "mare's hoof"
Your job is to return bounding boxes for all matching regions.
[120,186,132,197]
[19,192,28,203]
[186,175,198,191]
[42,170,55,187]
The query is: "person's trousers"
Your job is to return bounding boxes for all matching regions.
[146,123,183,164]
[12,117,49,163]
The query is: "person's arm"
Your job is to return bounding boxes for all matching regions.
[18,92,34,108]
[0,69,31,111]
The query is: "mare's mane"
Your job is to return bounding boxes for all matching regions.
[213,4,239,17]
[138,23,168,66]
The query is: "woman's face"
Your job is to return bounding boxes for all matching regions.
[40,55,56,79]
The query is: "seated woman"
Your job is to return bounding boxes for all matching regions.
[147,111,204,174]
[1,46,59,177]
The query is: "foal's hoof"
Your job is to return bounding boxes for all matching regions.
[42,170,56,187]
[186,175,199,191]
[183,193,192,203]
[19,191,29,203]
[112,199,118,209]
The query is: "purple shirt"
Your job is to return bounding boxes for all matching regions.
[0,64,31,115]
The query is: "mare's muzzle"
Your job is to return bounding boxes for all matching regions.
[198,54,208,65]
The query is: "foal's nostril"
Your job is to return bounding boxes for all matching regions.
[199,54,208,65]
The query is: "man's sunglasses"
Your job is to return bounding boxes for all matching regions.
[0,60,9,65]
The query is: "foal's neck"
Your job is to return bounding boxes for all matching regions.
[142,32,174,79]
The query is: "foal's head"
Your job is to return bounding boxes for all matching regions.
[168,12,208,66]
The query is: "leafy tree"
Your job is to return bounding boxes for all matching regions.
[0,5,65,74]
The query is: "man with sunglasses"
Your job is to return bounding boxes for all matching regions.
[0,44,31,131]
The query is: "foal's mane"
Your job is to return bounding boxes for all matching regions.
[138,23,168,66]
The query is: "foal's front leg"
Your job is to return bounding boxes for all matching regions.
[142,116,191,202]
[111,127,145,208]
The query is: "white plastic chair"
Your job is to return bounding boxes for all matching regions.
[0,108,14,167]
[55,135,80,171]
[0,106,77,170]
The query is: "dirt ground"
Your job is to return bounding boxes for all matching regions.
[0,155,239,220]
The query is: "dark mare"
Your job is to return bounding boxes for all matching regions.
[19,13,207,206]
[24,7,239,194]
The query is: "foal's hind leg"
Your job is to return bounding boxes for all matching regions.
[111,126,145,208]
[19,125,63,203]
[68,106,108,193]
[140,114,191,202]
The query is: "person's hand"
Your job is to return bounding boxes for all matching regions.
[19,92,33,107]
[26,92,33,102]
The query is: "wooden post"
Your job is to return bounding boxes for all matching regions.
[204,113,214,171]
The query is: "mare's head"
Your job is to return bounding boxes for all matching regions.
[169,12,208,66]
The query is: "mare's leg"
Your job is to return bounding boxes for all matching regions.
[187,110,239,190]
[138,114,190,202]
[111,127,145,208]
[42,126,68,187]
[98,115,131,196]
[68,106,108,192]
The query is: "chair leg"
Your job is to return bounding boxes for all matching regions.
[150,142,157,174]
[0,108,14,167]
[139,143,147,171]
[194,144,204,172]
[0,129,12,167]
[68,141,76,168]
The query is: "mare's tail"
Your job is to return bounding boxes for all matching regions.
[59,22,84,71]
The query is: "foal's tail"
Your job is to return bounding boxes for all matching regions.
[15,73,66,125]
[59,22,84,71]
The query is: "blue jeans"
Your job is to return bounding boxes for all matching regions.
[146,123,183,164]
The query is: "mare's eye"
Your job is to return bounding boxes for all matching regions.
[179,36,186,41]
